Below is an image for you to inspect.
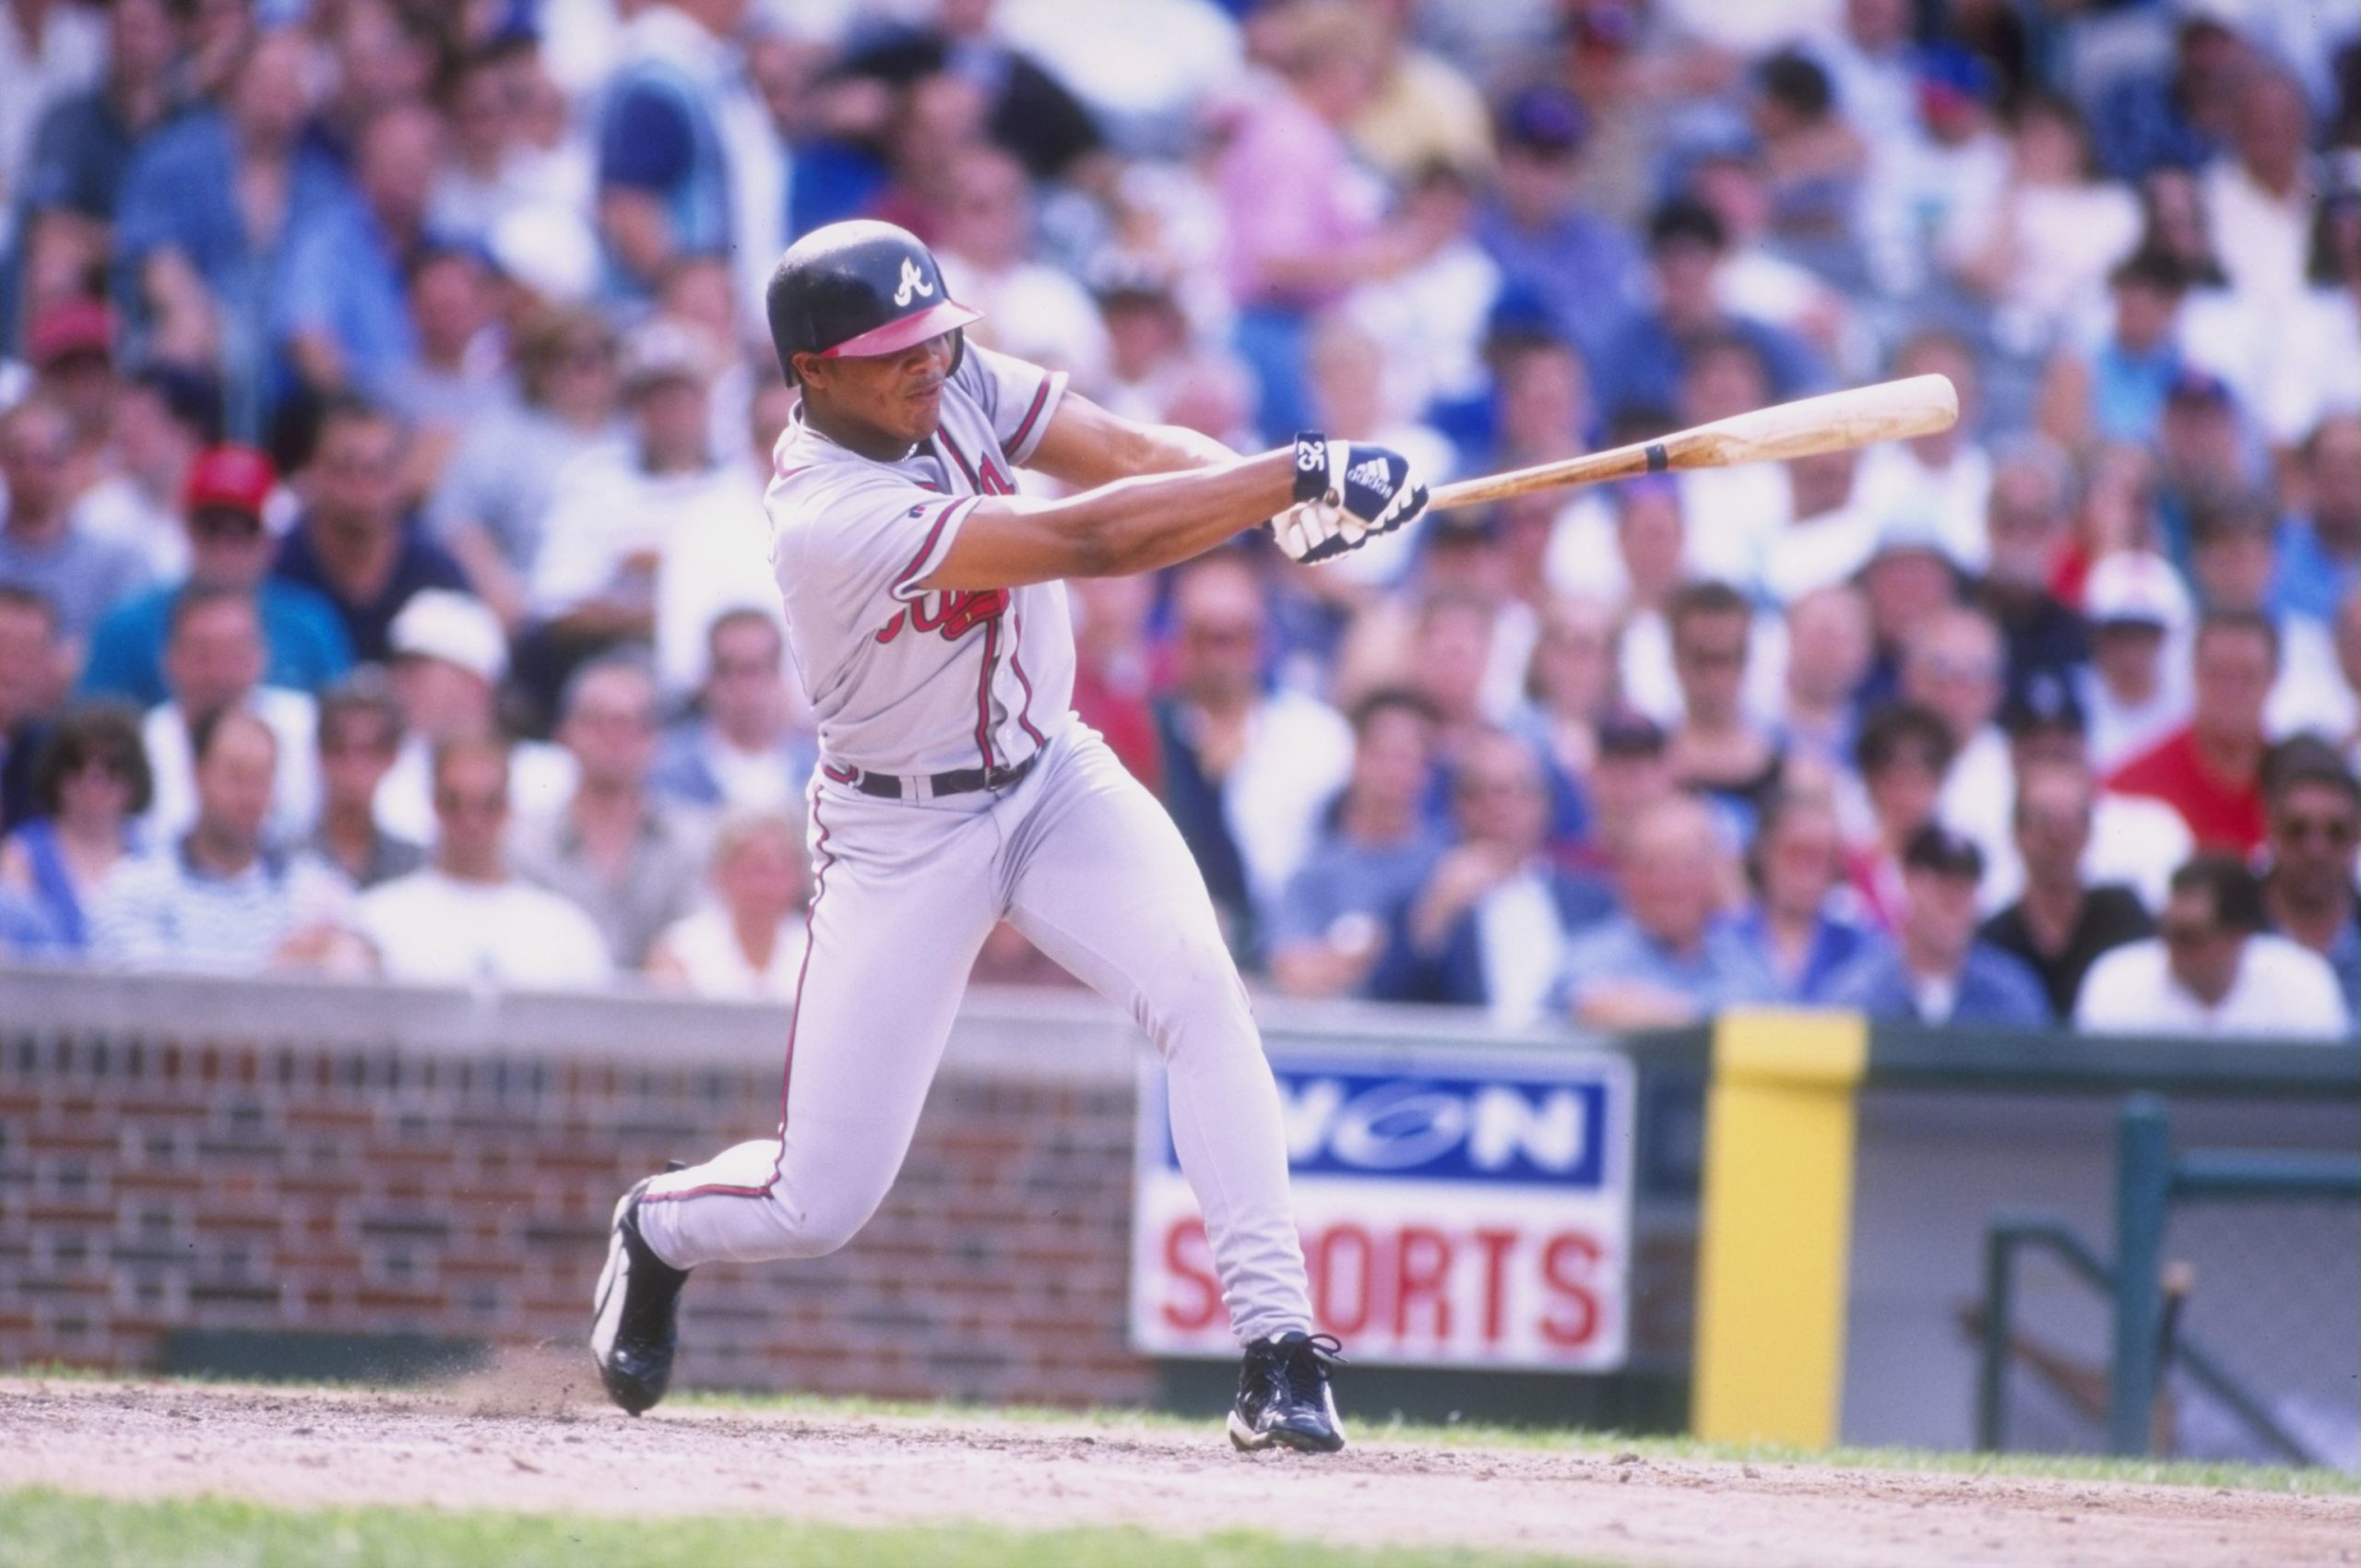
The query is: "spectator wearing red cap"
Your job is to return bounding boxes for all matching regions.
[79,444,351,707]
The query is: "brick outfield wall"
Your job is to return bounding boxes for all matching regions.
[0,975,1157,1407]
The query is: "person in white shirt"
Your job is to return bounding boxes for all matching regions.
[140,587,319,848]
[2076,854,2349,1041]
[2078,551,2194,773]
[1907,604,2014,892]
[356,734,611,990]
[934,144,1109,386]
[376,589,574,843]
[645,811,809,1003]
[1853,330,1993,571]
[649,608,815,818]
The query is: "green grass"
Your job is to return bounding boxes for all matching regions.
[0,1490,1607,1568]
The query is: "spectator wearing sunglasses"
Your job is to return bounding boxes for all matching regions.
[0,703,151,952]
[80,445,353,707]
[2076,854,2349,1039]
[2259,738,2361,1016]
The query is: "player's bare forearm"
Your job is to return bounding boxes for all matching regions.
[1024,390,1234,490]
[920,448,1295,589]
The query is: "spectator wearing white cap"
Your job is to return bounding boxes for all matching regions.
[374,589,574,844]
[356,734,611,990]
[2076,551,2194,773]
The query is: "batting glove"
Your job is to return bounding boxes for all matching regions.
[1274,433,1430,564]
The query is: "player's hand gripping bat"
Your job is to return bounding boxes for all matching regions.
[1427,374,1959,512]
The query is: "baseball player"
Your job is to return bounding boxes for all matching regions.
[592,220,1428,1453]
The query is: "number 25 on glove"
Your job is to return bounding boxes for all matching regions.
[1273,433,1430,564]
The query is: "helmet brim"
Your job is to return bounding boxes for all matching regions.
[817,300,984,361]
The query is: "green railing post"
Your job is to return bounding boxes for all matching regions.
[2108,1093,2173,1456]
[1976,1224,2015,1452]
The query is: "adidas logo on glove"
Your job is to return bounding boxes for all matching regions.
[1346,457,1394,494]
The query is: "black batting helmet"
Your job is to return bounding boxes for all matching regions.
[764,220,981,383]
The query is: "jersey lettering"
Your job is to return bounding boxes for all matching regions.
[873,588,1008,645]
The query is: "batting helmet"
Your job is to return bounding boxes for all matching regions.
[764,220,981,382]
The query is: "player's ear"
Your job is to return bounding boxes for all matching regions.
[789,351,825,392]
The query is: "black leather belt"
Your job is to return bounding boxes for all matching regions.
[824,754,1036,802]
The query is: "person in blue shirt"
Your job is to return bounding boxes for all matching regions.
[81,444,352,707]
[1268,687,1447,1000]
[595,0,750,299]
[1470,85,1644,390]
[270,397,467,665]
[1592,196,1827,426]
[276,103,441,400]
[112,30,354,441]
[1830,823,2052,1028]
[1727,786,1886,1005]
[2271,413,2361,625]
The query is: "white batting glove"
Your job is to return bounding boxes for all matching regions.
[1275,434,1430,564]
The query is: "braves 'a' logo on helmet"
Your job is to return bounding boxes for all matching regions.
[893,257,935,308]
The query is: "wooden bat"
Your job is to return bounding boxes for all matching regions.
[1427,374,1959,513]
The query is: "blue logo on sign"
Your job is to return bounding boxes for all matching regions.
[1159,1068,1613,1188]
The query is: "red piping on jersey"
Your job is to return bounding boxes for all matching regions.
[1004,377,1052,460]
[973,614,1000,770]
[1009,596,1046,748]
[888,501,958,599]
[935,428,982,490]
[640,798,833,1206]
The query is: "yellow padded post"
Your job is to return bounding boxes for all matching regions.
[1691,1008,1869,1447]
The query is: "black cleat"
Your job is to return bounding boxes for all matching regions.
[1228,1331,1347,1454]
[589,1177,691,1416]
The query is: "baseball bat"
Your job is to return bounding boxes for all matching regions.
[1426,373,1959,512]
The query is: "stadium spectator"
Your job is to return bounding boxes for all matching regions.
[357,734,610,989]
[68,363,217,582]
[426,305,623,633]
[374,588,571,845]
[0,702,148,953]
[512,655,706,969]
[2109,610,2277,852]
[0,394,148,662]
[646,811,808,1001]
[1372,726,1611,1022]
[1774,583,1873,777]
[139,587,317,847]
[2076,854,2349,1040]
[11,0,174,333]
[593,0,785,305]
[2258,740,2361,1016]
[1595,196,1822,424]
[1978,759,2156,1019]
[1848,701,1955,930]
[1981,673,2190,915]
[1518,594,1617,790]
[88,707,357,975]
[650,609,814,818]
[1728,786,1884,1005]
[307,676,421,891]
[24,295,120,475]
[527,319,730,697]
[1831,824,2051,1028]
[1268,687,1444,1001]
[1472,83,1643,383]
[2038,249,2191,451]
[0,586,60,830]
[2274,414,2361,624]
[2201,69,2315,321]
[270,397,466,665]
[80,444,351,707]
[2183,492,2345,737]
[1854,513,1964,715]
[111,29,350,440]
[1666,579,1782,833]
[1154,552,1352,957]
[276,101,443,401]
[1066,570,1160,787]
[1854,332,1991,573]
[1904,604,2013,884]
[1558,793,1771,1028]
[1761,445,1876,606]
[1974,438,2088,699]
[653,376,796,703]
[834,0,1103,185]
[2078,551,2194,772]
[935,144,1107,384]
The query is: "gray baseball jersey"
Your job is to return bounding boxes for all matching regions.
[767,343,1074,778]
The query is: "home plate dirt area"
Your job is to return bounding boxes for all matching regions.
[1,1369,2353,1568]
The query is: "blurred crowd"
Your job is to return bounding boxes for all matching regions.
[2,0,2360,1040]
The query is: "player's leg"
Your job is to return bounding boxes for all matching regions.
[593,790,1000,1412]
[999,730,1343,1451]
